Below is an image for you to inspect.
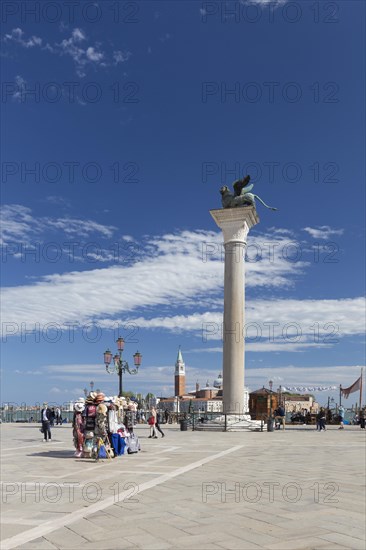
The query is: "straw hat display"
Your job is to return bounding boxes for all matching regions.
[95,393,105,404]
[96,403,107,415]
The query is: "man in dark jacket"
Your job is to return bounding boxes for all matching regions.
[275,405,286,430]
[41,402,52,441]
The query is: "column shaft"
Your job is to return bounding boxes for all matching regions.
[223,242,245,414]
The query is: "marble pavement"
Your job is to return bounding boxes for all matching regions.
[1,423,365,549]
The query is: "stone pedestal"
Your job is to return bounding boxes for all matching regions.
[210,206,259,414]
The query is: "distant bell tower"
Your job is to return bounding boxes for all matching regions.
[174,346,186,397]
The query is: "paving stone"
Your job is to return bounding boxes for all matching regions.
[318,532,366,549]
[66,518,111,542]
[1,424,365,550]
[42,526,89,548]
[17,538,59,549]
[266,536,339,549]
[215,534,263,549]
[124,532,173,549]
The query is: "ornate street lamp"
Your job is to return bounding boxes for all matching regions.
[103,337,142,397]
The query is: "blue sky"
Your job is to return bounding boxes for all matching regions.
[1,0,365,408]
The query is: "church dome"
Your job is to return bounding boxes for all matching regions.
[213,373,223,388]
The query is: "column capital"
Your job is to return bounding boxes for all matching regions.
[210,207,259,245]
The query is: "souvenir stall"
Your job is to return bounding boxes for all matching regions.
[72,392,141,460]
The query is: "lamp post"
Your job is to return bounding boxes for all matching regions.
[84,380,95,397]
[269,379,273,415]
[103,337,142,397]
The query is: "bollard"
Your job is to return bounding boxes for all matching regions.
[267,417,274,432]
[180,419,188,431]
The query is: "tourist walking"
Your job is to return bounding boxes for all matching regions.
[164,409,170,424]
[338,405,345,429]
[317,407,326,431]
[155,412,165,438]
[148,407,158,438]
[55,407,62,425]
[359,409,365,429]
[41,402,52,442]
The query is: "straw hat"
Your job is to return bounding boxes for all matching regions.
[74,402,85,413]
[95,392,105,402]
[96,403,107,415]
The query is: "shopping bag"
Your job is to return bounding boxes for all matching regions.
[98,444,107,459]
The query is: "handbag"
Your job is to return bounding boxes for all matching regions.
[39,427,44,433]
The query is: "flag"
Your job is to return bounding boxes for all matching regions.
[282,385,337,392]
[341,377,362,399]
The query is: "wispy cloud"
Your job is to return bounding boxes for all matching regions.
[240,0,287,6]
[0,204,116,245]
[42,362,364,397]
[55,28,105,77]
[113,50,132,64]
[4,28,42,48]
[303,226,344,240]
[126,296,365,341]
[1,208,363,350]
[3,27,132,78]
[11,75,27,102]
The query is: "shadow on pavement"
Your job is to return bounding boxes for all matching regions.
[27,450,74,458]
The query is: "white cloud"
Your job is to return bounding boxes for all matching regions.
[4,28,42,48]
[303,226,344,240]
[3,27,131,78]
[186,342,332,353]
[42,362,364,398]
[0,204,116,245]
[14,369,42,375]
[240,0,287,6]
[245,364,364,388]
[56,28,96,77]
[127,297,365,341]
[49,386,62,393]
[1,217,363,352]
[12,75,27,102]
[86,46,104,62]
[113,50,132,64]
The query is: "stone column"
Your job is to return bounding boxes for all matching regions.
[210,206,259,414]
